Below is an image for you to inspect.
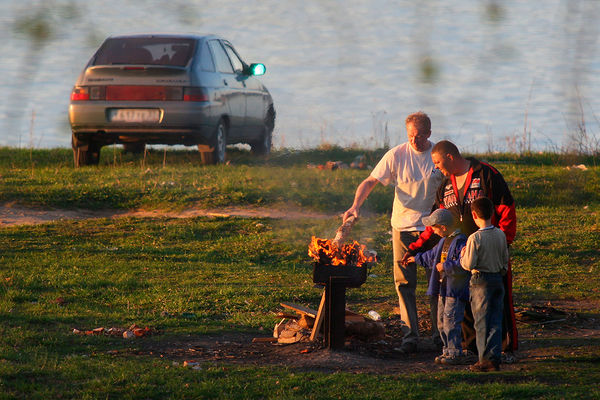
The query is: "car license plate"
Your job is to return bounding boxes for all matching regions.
[109,109,160,123]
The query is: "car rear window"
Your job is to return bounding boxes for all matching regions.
[93,37,196,67]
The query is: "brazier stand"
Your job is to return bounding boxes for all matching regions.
[313,263,367,350]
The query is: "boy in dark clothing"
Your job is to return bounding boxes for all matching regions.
[405,208,469,365]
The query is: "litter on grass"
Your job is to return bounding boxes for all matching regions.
[72,324,154,338]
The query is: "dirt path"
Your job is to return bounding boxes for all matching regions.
[0,203,338,226]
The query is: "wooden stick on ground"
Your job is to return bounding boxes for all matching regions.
[252,337,278,343]
[280,302,318,318]
[310,289,327,341]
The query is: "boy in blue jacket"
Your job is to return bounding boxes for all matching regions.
[405,208,470,365]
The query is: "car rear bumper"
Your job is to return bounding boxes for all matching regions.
[69,101,218,146]
[71,128,214,146]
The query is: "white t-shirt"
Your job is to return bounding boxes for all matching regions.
[370,142,443,231]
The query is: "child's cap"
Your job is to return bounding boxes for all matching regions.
[422,208,455,227]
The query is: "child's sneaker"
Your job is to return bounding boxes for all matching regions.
[440,354,470,365]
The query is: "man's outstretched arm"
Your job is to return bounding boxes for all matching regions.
[343,176,379,223]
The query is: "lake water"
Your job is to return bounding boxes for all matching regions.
[1,0,599,153]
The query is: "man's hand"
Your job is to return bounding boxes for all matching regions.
[343,177,378,224]
[401,253,413,266]
[342,208,359,224]
[436,262,444,273]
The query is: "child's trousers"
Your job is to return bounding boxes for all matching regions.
[470,272,504,363]
[437,296,466,357]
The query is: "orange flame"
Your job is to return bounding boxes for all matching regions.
[308,236,375,267]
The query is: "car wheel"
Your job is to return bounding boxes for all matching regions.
[211,120,227,164]
[251,107,275,155]
[72,133,100,167]
[251,126,272,155]
[122,143,146,154]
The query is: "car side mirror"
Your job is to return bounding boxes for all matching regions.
[246,63,266,76]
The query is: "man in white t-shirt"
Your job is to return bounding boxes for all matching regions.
[343,111,443,353]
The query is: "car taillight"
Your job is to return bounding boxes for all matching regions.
[89,86,106,100]
[71,87,90,101]
[72,86,198,101]
[71,86,106,100]
[183,87,209,102]
[165,86,184,100]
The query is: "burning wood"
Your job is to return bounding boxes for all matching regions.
[308,215,375,267]
[308,236,375,267]
[332,215,356,247]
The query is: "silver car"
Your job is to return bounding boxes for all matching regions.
[69,33,275,166]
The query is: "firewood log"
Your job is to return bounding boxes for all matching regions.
[345,320,385,340]
[332,215,356,248]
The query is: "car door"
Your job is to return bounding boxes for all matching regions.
[207,40,245,140]
[222,42,264,140]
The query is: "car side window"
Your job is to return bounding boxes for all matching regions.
[200,42,216,72]
[208,40,233,74]
[223,43,244,74]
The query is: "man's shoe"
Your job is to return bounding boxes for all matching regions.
[434,354,446,364]
[393,342,417,354]
[469,360,500,372]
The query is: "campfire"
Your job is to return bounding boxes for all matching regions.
[305,216,378,349]
[307,215,376,268]
[308,236,375,267]
[263,218,381,350]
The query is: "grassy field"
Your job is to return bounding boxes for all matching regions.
[2,147,599,212]
[1,147,599,399]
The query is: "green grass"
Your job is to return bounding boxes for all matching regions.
[3,356,598,399]
[1,147,600,212]
[511,206,600,301]
[0,147,599,398]
[0,147,389,212]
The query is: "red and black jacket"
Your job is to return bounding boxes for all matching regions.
[408,157,517,254]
